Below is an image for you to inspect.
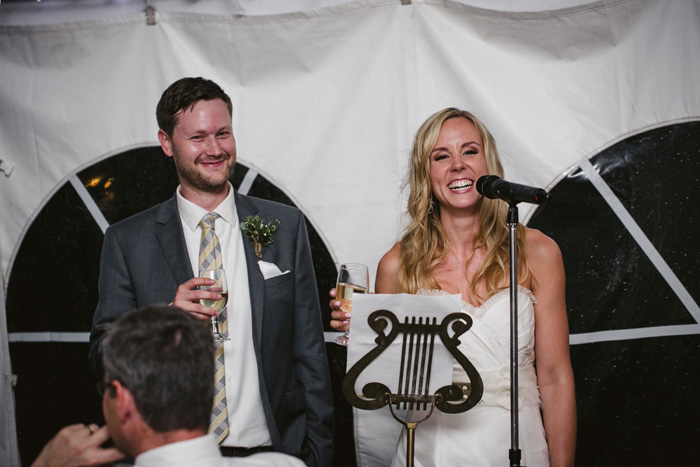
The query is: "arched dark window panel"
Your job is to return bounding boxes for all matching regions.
[527,121,700,466]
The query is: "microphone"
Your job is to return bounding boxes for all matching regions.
[476,175,551,205]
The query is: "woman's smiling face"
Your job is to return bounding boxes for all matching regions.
[429,117,488,214]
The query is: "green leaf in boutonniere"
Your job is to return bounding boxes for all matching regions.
[240,215,280,259]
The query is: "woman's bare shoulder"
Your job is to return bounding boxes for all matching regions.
[376,243,401,293]
[379,242,401,267]
[525,227,562,262]
[524,227,565,289]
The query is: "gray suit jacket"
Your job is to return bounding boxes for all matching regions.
[89,191,334,467]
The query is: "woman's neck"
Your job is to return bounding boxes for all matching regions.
[439,209,480,258]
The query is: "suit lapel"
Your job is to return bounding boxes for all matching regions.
[235,192,264,345]
[155,195,193,286]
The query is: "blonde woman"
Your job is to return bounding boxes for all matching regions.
[331,108,576,466]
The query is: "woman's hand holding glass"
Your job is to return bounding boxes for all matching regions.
[331,263,369,346]
[329,288,350,331]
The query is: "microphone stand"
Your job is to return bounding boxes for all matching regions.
[475,174,550,467]
[507,203,522,467]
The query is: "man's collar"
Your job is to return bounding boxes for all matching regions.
[133,432,216,466]
[176,182,237,231]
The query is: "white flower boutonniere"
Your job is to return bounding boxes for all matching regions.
[241,215,280,259]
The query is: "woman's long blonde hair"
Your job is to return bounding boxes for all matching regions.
[397,108,529,303]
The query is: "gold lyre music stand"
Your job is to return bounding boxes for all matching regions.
[342,309,483,467]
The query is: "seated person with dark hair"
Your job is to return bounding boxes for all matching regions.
[32,306,304,467]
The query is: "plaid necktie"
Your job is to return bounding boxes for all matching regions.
[199,213,229,444]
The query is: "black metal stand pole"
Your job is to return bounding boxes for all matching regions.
[507,204,522,467]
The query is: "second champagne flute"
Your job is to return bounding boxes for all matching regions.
[199,269,230,342]
[334,263,369,346]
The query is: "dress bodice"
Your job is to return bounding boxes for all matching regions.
[417,286,540,409]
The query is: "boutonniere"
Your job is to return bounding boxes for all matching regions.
[241,215,280,259]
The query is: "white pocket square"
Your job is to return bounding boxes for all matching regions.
[257,260,290,280]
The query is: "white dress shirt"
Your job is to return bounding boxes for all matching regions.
[134,434,304,467]
[177,184,272,447]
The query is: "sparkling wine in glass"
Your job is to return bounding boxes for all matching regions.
[334,263,369,346]
[199,269,230,341]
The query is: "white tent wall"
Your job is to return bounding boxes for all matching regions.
[411,0,700,184]
[1,0,699,465]
[2,0,698,294]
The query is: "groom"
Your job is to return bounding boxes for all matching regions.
[89,77,333,466]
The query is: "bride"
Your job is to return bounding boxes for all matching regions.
[331,108,576,466]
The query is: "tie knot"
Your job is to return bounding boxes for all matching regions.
[199,212,220,231]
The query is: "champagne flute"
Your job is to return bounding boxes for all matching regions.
[199,269,230,341]
[334,263,370,346]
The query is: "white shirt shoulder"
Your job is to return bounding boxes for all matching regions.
[226,452,305,467]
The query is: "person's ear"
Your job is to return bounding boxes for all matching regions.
[113,381,135,424]
[158,129,174,158]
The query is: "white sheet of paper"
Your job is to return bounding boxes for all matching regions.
[346,293,462,400]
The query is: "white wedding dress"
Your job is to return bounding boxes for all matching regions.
[391,287,550,467]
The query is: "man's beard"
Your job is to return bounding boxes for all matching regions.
[172,150,235,193]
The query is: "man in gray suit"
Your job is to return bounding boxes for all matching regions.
[89,77,333,467]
